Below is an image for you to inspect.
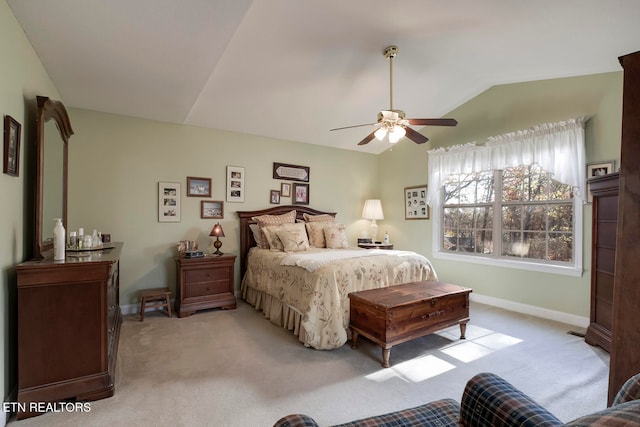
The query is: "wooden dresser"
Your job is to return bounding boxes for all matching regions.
[175,254,236,317]
[16,243,123,419]
[585,173,619,352]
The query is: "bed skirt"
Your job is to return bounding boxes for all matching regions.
[242,284,317,347]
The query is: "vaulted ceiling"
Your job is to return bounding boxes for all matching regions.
[8,1,640,154]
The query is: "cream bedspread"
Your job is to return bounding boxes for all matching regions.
[241,247,438,350]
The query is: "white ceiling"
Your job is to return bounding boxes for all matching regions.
[8,0,640,154]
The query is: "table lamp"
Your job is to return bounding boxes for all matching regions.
[362,199,384,241]
[209,223,225,255]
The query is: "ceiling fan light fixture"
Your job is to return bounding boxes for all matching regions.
[374,127,388,141]
[389,125,406,143]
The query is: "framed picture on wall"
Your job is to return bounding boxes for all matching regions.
[270,190,281,204]
[226,166,245,203]
[586,160,616,203]
[404,185,429,220]
[280,182,291,197]
[293,183,309,205]
[3,115,21,177]
[158,182,181,222]
[201,200,224,219]
[187,176,212,197]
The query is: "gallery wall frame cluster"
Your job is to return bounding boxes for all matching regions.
[270,162,310,205]
[404,185,430,220]
[158,173,228,222]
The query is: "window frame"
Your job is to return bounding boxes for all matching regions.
[432,168,583,277]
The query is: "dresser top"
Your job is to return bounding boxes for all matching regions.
[18,242,123,268]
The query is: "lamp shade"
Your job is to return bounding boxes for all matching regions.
[362,199,384,220]
[209,223,225,237]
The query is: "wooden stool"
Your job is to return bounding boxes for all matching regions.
[139,287,172,321]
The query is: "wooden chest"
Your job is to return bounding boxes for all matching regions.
[349,280,471,367]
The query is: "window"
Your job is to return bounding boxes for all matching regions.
[427,117,586,276]
[442,165,574,264]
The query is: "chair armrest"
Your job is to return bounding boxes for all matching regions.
[459,372,563,427]
[273,414,320,427]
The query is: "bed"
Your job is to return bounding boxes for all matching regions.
[237,205,438,350]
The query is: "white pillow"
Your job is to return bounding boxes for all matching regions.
[249,224,266,248]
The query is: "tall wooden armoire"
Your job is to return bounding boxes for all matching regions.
[609,50,640,405]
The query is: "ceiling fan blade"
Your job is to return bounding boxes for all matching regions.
[405,127,429,144]
[357,131,377,146]
[330,123,377,131]
[406,118,458,127]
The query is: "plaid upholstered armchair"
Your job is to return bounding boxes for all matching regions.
[274,372,640,427]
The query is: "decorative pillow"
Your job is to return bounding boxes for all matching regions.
[276,223,310,252]
[249,224,266,248]
[261,225,286,252]
[305,222,328,248]
[303,213,335,223]
[252,210,296,249]
[324,224,349,249]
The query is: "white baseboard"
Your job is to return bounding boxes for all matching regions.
[121,292,589,329]
[470,292,589,329]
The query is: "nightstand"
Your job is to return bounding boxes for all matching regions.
[358,243,394,250]
[175,254,236,317]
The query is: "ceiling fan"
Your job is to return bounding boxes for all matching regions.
[330,46,457,146]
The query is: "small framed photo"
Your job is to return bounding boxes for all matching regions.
[280,182,291,197]
[293,183,309,205]
[159,182,181,222]
[586,160,616,203]
[587,161,615,178]
[201,200,224,219]
[270,190,281,204]
[187,176,211,197]
[3,115,21,177]
[226,166,245,202]
[405,185,429,220]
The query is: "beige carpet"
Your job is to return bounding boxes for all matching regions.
[11,300,609,426]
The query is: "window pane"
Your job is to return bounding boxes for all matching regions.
[526,172,549,201]
[458,180,477,204]
[523,205,546,231]
[443,182,459,204]
[474,207,493,229]
[525,232,547,259]
[548,233,572,262]
[459,207,474,229]
[477,172,495,203]
[502,231,524,257]
[502,206,521,230]
[474,230,493,254]
[548,204,572,231]
[502,169,523,201]
[550,181,573,200]
[443,207,458,228]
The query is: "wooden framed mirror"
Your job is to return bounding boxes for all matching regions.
[34,96,73,259]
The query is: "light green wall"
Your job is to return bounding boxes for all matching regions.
[0,0,61,415]
[379,72,623,318]
[67,109,380,306]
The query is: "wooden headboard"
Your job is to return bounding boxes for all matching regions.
[236,205,336,276]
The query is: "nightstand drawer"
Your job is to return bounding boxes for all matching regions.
[185,280,229,299]
[184,268,228,284]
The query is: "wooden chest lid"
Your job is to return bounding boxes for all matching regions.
[348,280,471,309]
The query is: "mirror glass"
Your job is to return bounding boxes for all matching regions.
[42,120,65,241]
[35,96,73,258]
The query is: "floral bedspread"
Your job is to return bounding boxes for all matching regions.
[241,247,438,350]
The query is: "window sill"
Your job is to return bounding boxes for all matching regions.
[432,251,583,277]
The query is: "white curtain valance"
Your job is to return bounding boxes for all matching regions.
[427,117,587,208]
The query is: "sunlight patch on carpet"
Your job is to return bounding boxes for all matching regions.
[365,355,455,383]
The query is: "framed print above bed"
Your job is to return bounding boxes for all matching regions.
[158,182,181,222]
[404,185,429,219]
[293,183,309,205]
